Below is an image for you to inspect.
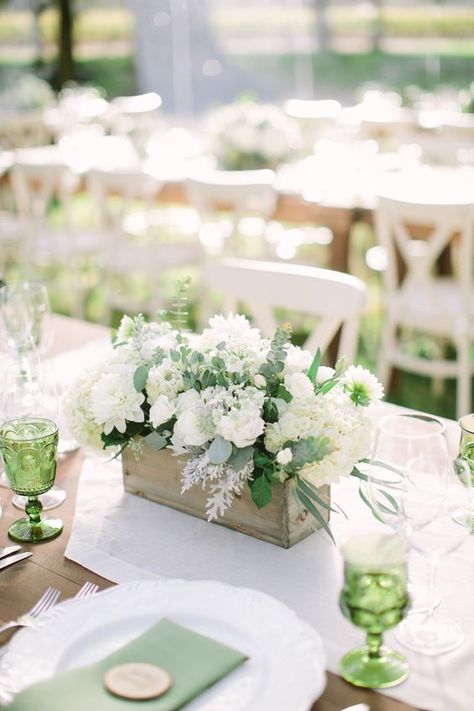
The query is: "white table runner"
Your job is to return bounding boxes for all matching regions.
[66,444,474,711]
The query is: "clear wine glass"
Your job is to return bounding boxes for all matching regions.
[365,413,448,610]
[1,359,66,510]
[395,455,472,654]
[0,282,54,360]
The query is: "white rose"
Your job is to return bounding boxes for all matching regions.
[175,388,201,416]
[284,372,314,400]
[173,410,211,448]
[276,448,293,465]
[149,395,175,428]
[316,366,335,384]
[284,346,313,375]
[217,407,264,449]
[253,373,266,388]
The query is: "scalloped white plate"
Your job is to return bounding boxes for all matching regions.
[0,579,326,711]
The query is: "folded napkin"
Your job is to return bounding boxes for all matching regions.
[6,618,248,711]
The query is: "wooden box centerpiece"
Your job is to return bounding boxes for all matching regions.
[122,444,330,549]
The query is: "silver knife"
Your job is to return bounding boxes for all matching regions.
[0,546,22,561]
[0,552,32,571]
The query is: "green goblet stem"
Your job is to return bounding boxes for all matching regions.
[25,497,43,526]
[366,632,383,658]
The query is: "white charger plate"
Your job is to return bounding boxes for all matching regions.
[0,579,326,710]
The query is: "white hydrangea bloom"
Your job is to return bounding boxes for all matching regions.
[146,357,185,404]
[63,365,105,451]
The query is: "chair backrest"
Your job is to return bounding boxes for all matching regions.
[186,170,276,219]
[204,258,367,363]
[87,168,162,231]
[375,193,474,311]
[10,156,79,226]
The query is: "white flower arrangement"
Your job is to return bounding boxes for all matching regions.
[206,99,301,170]
[65,312,383,532]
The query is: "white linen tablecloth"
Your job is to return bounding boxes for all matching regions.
[66,434,474,711]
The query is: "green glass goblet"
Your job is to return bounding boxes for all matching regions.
[0,417,63,543]
[339,532,410,689]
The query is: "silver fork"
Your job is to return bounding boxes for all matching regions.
[75,581,99,599]
[0,587,61,636]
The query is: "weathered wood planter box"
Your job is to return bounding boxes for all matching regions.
[122,442,330,549]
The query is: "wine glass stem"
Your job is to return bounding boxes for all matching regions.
[366,632,383,658]
[426,556,440,620]
[25,496,43,526]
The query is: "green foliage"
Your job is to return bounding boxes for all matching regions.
[145,432,167,450]
[228,445,254,471]
[307,348,321,384]
[249,472,273,509]
[259,324,292,396]
[208,436,233,465]
[133,365,149,392]
[285,436,331,474]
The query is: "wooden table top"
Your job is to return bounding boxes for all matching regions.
[0,315,417,711]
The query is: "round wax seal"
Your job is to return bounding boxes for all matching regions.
[104,663,172,700]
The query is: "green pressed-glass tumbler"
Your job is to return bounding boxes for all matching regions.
[339,532,410,689]
[0,417,62,543]
[458,414,474,533]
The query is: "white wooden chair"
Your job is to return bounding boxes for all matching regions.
[88,167,202,322]
[375,194,474,418]
[10,155,100,316]
[203,258,367,363]
[185,170,277,256]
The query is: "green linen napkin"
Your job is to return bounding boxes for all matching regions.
[6,618,248,711]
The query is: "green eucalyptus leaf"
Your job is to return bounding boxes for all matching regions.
[229,445,254,471]
[145,432,167,450]
[133,365,149,392]
[208,436,233,464]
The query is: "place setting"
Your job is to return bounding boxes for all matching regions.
[1,280,474,711]
[2,4,474,707]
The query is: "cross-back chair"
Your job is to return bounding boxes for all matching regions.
[203,258,367,363]
[375,194,474,418]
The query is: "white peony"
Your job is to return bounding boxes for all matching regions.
[150,395,175,428]
[90,372,145,435]
[284,372,314,400]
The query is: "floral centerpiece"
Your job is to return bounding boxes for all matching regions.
[65,310,383,538]
[206,99,301,171]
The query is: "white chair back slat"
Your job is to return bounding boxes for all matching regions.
[375,192,474,418]
[204,258,366,362]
